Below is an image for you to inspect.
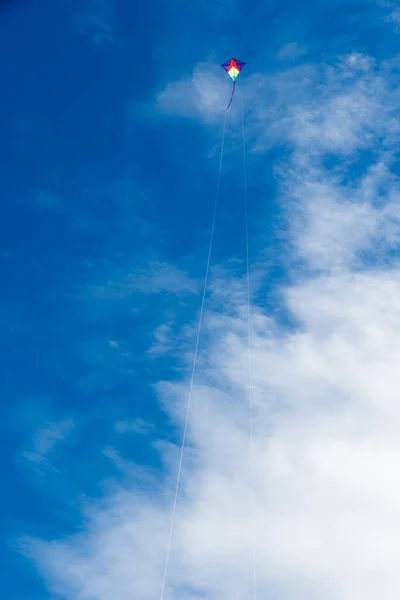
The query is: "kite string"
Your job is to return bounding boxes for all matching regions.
[159,110,227,600]
[240,85,257,600]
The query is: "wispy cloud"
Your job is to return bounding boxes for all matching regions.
[22,418,75,473]
[114,419,153,434]
[87,261,199,300]
[378,0,400,27]
[71,0,124,46]
[147,323,174,357]
[155,62,228,123]
[277,42,308,62]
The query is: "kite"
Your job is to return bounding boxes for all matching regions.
[221,58,245,111]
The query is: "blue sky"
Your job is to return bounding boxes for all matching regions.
[3,0,400,599]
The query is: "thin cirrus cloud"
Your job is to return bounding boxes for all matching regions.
[85,262,199,300]
[71,0,124,46]
[21,45,400,600]
[114,419,153,434]
[22,418,75,472]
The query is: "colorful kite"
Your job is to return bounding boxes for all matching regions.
[221,58,246,111]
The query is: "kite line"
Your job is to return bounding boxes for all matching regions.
[159,110,227,600]
[159,57,252,600]
[240,85,257,600]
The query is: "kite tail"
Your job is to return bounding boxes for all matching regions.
[225,80,236,111]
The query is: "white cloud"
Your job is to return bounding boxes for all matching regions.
[147,323,174,357]
[156,51,399,162]
[156,62,232,123]
[22,418,75,472]
[250,55,392,156]
[114,419,153,434]
[23,266,400,599]
[277,42,308,62]
[23,50,400,600]
[378,0,400,26]
[283,162,400,271]
[133,262,199,296]
[88,261,199,300]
